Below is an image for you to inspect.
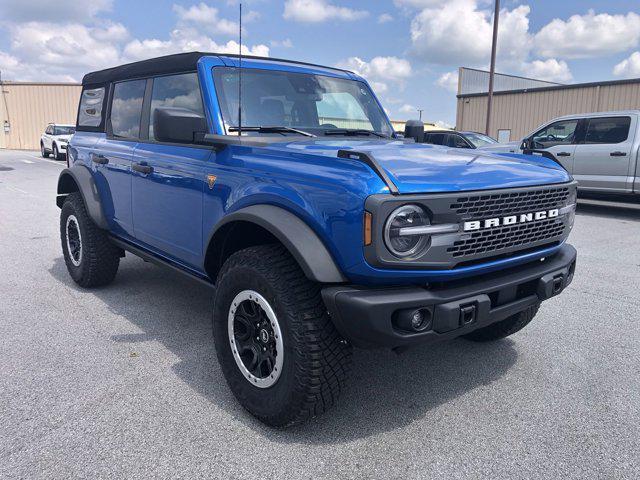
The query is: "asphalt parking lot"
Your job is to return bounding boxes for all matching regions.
[1,149,639,479]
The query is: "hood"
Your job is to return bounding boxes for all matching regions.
[262,139,571,194]
[54,134,73,142]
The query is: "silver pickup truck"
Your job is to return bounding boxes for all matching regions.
[480,110,640,196]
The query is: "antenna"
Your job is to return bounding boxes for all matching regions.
[237,2,242,137]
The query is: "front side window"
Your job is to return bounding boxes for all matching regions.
[531,120,578,149]
[78,87,105,128]
[584,117,630,144]
[447,134,470,148]
[213,67,392,136]
[149,73,204,140]
[110,80,146,139]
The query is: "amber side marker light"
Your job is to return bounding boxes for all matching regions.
[364,211,372,246]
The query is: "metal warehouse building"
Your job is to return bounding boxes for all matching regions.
[0,81,81,150]
[456,67,640,142]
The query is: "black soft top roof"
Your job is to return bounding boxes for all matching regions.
[82,51,351,86]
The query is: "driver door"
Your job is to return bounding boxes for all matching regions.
[528,119,580,172]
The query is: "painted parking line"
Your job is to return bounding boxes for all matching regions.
[28,155,66,167]
[22,160,34,164]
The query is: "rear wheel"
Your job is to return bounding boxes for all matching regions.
[41,143,49,158]
[60,192,120,287]
[463,303,540,342]
[213,244,352,427]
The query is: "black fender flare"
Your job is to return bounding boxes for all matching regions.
[210,205,348,284]
[56,165,109,229]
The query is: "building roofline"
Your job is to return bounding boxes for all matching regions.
[459,67,563,86]
[457,76,640,98]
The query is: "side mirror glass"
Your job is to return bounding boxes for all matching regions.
[153,107,207,144]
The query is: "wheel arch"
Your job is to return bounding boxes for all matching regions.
[204,205,348,284]
[56,166,109,230]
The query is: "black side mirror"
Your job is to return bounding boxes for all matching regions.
[404,119,424,143]
[521,138,530,151]
[153,107,207,144]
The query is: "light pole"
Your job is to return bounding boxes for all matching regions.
[417,109,424,121]
[485,0,500,137]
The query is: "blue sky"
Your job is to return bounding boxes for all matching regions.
[1,0,639,126]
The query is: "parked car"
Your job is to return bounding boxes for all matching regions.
[479,111,640,196]
[41,123,75,160]
[57,52,577,427]
[423,130,499,149]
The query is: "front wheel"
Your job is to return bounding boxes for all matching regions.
[213,244,352,427]
[53,144,62,160]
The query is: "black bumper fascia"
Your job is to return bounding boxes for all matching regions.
[322,244,577,349]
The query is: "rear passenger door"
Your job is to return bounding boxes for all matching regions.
[131,72,211,269]
[93,79,146,236]
[572,116,635,193]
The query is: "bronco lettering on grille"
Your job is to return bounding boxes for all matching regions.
[463,209,559,232]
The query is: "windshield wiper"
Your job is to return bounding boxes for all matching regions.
[323,128,389,138]
[228,126,316,137]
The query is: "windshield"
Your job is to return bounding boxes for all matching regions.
[213,67,392,137]
[464,132,497,147]
[53,126,75,135]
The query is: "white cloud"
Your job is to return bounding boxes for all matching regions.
[409,0,531,68]
[434,119,453,129]
[378,13,393,24]
[436,70,459,92]
[283,0,368,23]
[336,56,412,95]
[521,59,572,83]
[0,5,269,82]
[173,3,238,36]
[534,11,640,59]
[613,52,640,79]
[400,104,417,113]
[123,30,269,62]
[270,38,294,48]
[0,0,112,22]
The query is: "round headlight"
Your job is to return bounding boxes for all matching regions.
[384,205,430,258]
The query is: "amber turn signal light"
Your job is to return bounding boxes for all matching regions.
[364,211,372,246]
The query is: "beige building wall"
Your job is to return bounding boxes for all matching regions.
[0,82,81,150]
[456,79,640,141]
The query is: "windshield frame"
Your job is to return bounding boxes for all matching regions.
[212,66,393,138]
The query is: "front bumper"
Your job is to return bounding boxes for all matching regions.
[322,244,576,348]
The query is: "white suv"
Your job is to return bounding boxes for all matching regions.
[40,124,75,160]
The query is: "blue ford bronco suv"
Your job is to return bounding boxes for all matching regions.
[57,52,577,427]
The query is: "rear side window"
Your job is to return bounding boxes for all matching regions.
[110,80,146,139]
[427,133,446,145]
[584,117,631,144]
[149,73,204,140]
[78,87,105,128]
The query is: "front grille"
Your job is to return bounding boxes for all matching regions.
[447,217,566,258]
[450,186,570,220]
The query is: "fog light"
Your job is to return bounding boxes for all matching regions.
[394,307,433,332]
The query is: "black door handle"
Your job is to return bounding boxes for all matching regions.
[557,152,571,157]
[610,151,627,157]
[132,162,153,174]
[91,153,109,164]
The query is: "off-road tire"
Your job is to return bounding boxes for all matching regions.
[463,303,540,342]
[41,143,49,158]
[60,192,120,288]
[213,244,352,428]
